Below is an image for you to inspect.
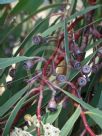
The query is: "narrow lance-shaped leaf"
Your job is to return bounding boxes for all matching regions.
[98,89,102,109]
[61,106,81,136]
[64,18,70,64]
[69,0,77,15]
[0,56,34,69]
[43,5,101,36]
[10,0,43,15]
[44,104,62,124]
[1,4,101,45]
[54,85,102,129]
[0,3,63,44]
[0,85,29,117]
[14,17,49,56]
[0,0,16,4]
[2,93,29,136]
[85,39,102,51]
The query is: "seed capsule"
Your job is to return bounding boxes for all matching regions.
[23,60,34,70]
[75,48,82,56]
[32,34,44,45]
[9,68,16,78]
[70,43,82,57]
[77,77,87,87]
[56,74,66,82]
[92,65,98,73]
[97,47,102,58]
[92,63,102,73]
[73,46,82,56]
[82,65,91,74]
[71,60,81,70]
[48,99,57,112]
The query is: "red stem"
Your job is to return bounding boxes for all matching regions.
[88,0,96,5]
[43,37,63,77]
[36,15,85,136]
[36,85,43,136]
[80,108,95,136]
[67,83,96,136]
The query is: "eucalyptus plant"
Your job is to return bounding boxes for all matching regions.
[0,0,102,136]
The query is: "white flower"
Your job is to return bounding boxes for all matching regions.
[43,123,60,136]
[32,115,40,128]
[10,127,33,136]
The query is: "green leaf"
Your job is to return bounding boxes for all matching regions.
[14,17,49,56]
[0,85,29,117]
[69,0,77,15]
[85,39,102,51]
[44,104,62,124]
[64,18,70,64]
[0,56,34,69]
[87,109,102,129]
[10,0,43,15]
[97,89,102,109]
[43,4,101,36]
[0,0,16,4]
[2,93,29,136]
[54,85,102,129]
[61,106,81,136]
[0,3,63,44]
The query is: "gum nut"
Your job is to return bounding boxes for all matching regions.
[48,99,57,112]
[74,47,82,55]
[56,74,66,82]
[82,65,91,74]
[97,47,102,57]
[76,49,81,55]
[32,35,43,45]
[9,68,16,78]
[78,77,87,87]
[23,60,34,69]
[73,61,81,70]
[92,65,98,73]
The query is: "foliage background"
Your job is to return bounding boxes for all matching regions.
[0,0,102,136]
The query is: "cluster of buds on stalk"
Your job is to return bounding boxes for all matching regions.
[7,0,102,136]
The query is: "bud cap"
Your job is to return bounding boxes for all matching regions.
[56,74,67,82]
[23,60,34,70]
[32,35,43,45]
[48,99,57,112]
[82,65,91,74]
[78,77,87,87]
